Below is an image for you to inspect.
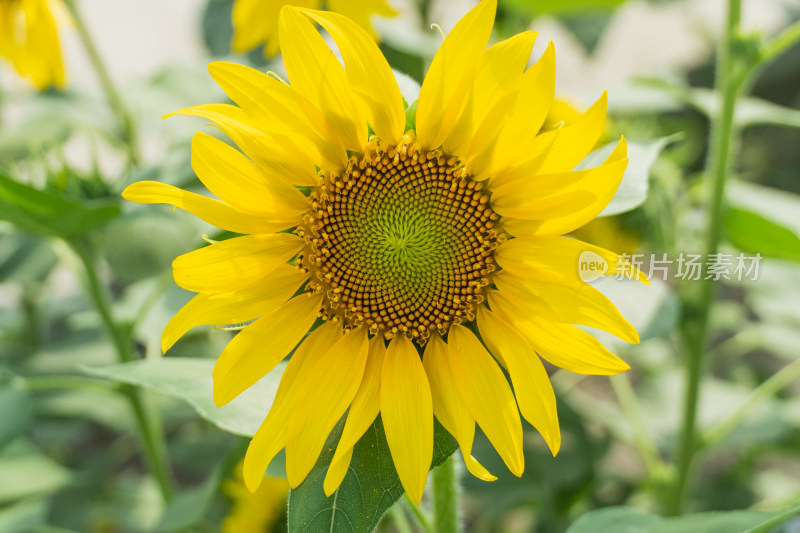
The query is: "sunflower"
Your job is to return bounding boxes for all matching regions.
[0,0,65,89]
[123,0,647,504]
[231,0,396,57]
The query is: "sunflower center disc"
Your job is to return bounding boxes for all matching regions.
[299,133,501,343]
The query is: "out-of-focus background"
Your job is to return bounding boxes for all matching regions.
[1,0,800,532]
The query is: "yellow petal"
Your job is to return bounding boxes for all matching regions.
[493,271,639,344]
[494,236,649,284]
[491,189,598,220]
[486,129,558,189]
[416,0,496,149]
[477,306,560,455]
[208,62,347,170]
[279,7,366,151]
[535,91,608,175]
[323,335,386,495]
[191,131,309,218]
[166,103,319,187]
[243,320,342,492]
[381,335,433,505]
[422,334,496,481]
[172,234,303,294]
[161,265,308,352]
[501,137,629,237]
[285,326,370,488]
[121,181,284,235]
[442,31,538,156]
[213,292,323,406]
[447,325,524,476]
[492,136,626,206]
[469,42,556,179]
[299,8,405,144]
[489,291,630,375]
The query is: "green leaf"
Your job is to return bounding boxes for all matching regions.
[0,172,119,239]
[728,181,800,235]
[725,207,800,263]
[566,507,661,533]
[0,371,34,451]
[80,358,281,437]
[0,452,71,504]
[101,210,197,284]
[500,0,625,16]
[0,231,57,284]
[565,504,800,533]
[288,417,457,533]
[577,137,673,217]
[0,499,49,533]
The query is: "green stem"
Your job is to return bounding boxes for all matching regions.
[71,239,174,502]
[609,374,664,477]
[704,358,800,447]
[668,0,742,515]
[389,505,414,533]
[759,20,800,69]
[64,0,139,166]
[404,493,432,531]
[432,454,460,533]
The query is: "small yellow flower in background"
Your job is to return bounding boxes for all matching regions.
[231,0,396,57]
[0,0,65,89]
[222,463,288,533]
[123,0,648,504]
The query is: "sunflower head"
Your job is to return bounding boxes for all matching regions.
[299,133,501,343]
[123,0,646,505]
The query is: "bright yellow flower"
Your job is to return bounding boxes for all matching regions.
[222,463,288,533]
[231,0,396,57]
[123,0,647,504]
[0,0,65,89]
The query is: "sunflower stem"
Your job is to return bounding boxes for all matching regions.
[389,504,414,533]
[404,493,432,531]
[63,0,139,166]
[609,374,663,477]
[668,0,742,515]
[432,454,461,533]
[71,238,174,502]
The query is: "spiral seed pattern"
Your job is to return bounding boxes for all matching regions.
[298,133,500,342]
